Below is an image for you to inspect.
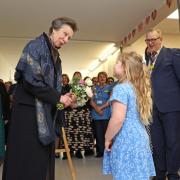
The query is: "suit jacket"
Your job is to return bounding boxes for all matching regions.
[150,47,180,113]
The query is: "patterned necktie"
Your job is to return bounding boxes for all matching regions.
[150,51,157,65]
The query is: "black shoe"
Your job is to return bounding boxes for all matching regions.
[84,149,94,156]
[95,152,103,158]
[62,152,67,160]
[70,151,75,157]
[75,150,83,159]
[55,154,60,158]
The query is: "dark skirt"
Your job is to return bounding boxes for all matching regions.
[2,103,54,180]
[64,107,94,151]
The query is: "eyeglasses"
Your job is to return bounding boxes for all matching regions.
[145,37,160,43]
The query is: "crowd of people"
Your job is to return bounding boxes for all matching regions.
[54,71,115,159]
[0,16,179,180]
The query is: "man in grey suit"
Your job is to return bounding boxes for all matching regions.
[145,29,180,180]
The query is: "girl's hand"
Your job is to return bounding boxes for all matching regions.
[105,140,112,151]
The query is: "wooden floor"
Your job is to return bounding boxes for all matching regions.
[0,156,112,180]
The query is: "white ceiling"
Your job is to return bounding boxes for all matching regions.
[0,0,179,78]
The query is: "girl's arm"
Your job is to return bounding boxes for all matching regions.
[105,100,127,151]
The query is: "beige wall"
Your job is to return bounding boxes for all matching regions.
[89,50,119,78]
[91,33,180,77]
[124,33,180,55]
[0,33,179,82]
[0,38,28,82]
[0,37,112,82]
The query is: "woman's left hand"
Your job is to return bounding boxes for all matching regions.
[70,93,77,104]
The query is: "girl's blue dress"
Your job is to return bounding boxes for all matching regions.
[103,82,155,180]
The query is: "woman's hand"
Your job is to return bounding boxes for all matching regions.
[59,94,72,107]
[69,93,77,104]
[95,106,104,116]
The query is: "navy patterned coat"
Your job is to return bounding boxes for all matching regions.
[3,33,62,180]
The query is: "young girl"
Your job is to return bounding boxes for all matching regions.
[103,52,155,180]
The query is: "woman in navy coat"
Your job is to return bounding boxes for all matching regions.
[2,17,78,180]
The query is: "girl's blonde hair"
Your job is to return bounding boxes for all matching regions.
[116,52,152,125]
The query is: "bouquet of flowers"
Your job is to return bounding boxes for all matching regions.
[70,77,93,107]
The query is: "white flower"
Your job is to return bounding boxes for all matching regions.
[85,77,93,87]
[85,86,93,98]
[70,77,89,107]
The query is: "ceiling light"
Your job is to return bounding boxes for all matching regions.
[88,59,101,71]
[99,44,118,62]
[167,9,179,19]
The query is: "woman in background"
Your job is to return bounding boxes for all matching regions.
[55,74,71,159]
[107,77,114,85]
[65,71,94,158]
[0,95,5,166]
[0,82,7,166]
[91,71,112,157]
